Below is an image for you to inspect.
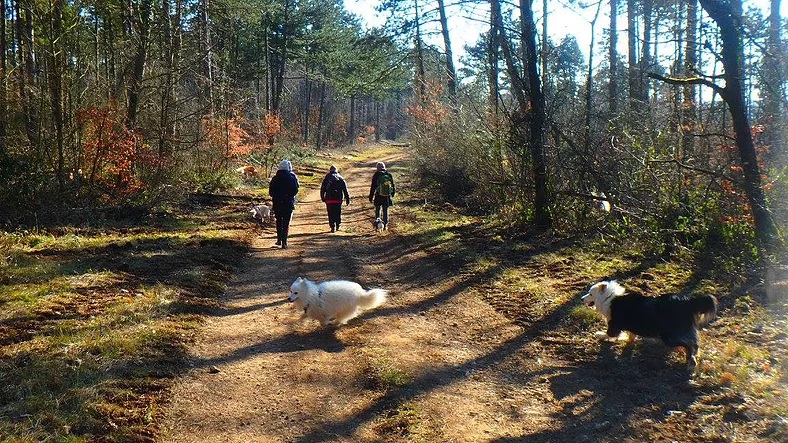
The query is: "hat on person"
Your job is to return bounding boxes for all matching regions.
[375,162,385,170]
[329,165,337,173]
[278,159,292,171]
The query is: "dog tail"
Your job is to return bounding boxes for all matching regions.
[691,294,717,326]
[358,288,387,310]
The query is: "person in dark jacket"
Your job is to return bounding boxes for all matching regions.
[368,161,395,230]
[268,159,299,249]
[320,165,351,232]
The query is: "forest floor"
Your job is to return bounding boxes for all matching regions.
[160,144,786,442]
[1,143,785,442]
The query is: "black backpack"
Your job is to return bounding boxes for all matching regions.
[325,174,343,200]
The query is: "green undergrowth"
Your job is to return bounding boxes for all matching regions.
[0,196,253,442]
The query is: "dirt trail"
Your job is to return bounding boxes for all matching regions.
[160,152,545,442]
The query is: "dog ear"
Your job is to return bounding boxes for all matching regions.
[598,282,607,292]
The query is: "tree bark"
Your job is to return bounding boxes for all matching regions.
[520,0,551,229]
[48,0,65,187]
[126,0,152,129]
[626,0,639,111]
[436,0,457,106]
[698,0,780,251]
[681,0,697,157]
[0,0,7,161]
[640,0,652,104]
[488,2,500,119]
[414,0,426,100]
[764,0,785,164]
[609,0,619,118]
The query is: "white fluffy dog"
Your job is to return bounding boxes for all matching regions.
[374,218,385,232]
[287,277,387,327]
[250,204,271,224]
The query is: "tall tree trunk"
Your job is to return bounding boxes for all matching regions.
[159,0,182,158]
[436,0,457,107]
[541,0,548,94]
[488,2,500,119]
[303,75,311,143]
[698,0,780,252]
[414,0,426,100]
[49,0,65,187]
[126,0,152,129]
[271,1,289,113]
[764,0,785,164]
[200,0,213,114]
[609,0,619,118]
[626,0,639,112]
[585,1,603,153]
[17,0,38,150]
[520,0,551,229]
[0,0,7,161]
[640,0,652,104]
[682,0,697,157]
[375,100,381,142]
[315,82,325,149]
[492,0,527,110]
[349,93,356,143]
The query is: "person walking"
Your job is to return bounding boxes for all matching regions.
[320,165,351,232]
[269,159,299,249]
[368,161,395,230]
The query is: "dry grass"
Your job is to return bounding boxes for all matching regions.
[0,196,252,442]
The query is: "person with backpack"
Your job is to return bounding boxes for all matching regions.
[368,161,395,230]
[269,159,299,249]
[320,165,351,232]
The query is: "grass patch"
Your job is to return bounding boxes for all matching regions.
[361,348,412,391]
[0,195,252,441]
[373,403,431,443]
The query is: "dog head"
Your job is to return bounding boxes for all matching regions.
[582,280,625,320]
[287,277,306,302]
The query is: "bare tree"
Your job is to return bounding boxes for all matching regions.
[651,0,780,252]
[436,0,457,106]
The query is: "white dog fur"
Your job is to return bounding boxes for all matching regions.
[287,277,387,327]
[250,204,271,223]
[374,218,385,232]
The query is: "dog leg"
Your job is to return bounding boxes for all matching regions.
[595,330,619,342]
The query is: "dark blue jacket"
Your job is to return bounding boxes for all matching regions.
[269,169,299,212]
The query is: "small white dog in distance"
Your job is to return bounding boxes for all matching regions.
[287,277,387,327]
[374,218,385,232]
[250,204,271,224]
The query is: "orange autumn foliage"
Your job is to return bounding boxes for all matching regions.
[77,102,142,200]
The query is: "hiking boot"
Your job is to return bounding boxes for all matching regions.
[275,239,282,246]
[281,242,288,249]
[330,227,335,233]
[336,225,340,231]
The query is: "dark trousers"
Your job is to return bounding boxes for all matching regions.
[326,203,342,229]
[275,209,293,244]
[375,204,389,225]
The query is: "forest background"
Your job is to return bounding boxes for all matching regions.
[0,0,785,262]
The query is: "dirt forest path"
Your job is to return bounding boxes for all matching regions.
[160,151,580,442]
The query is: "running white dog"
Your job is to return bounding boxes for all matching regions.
[287,277,387,327]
